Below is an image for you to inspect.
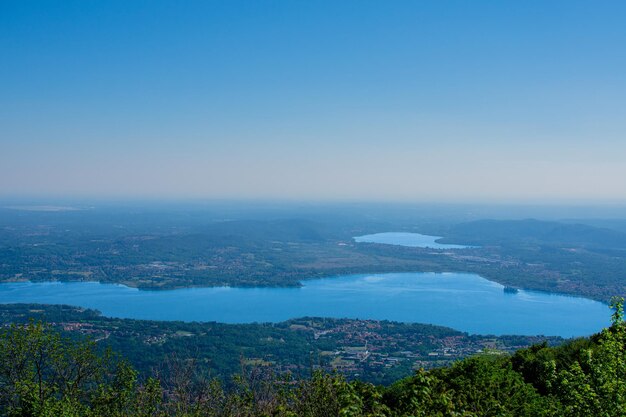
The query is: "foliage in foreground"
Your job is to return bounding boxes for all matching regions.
[1,300,625,416]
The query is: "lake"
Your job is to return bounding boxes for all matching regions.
[0,272,609,337]
[354,232,472,249]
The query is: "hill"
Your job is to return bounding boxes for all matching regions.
[439,218,626,250]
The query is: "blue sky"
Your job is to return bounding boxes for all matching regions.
[1,1,625,202]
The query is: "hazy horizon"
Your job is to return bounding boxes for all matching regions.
[2,1,626,202]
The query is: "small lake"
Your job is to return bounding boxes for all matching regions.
[0,272,609,337]
[354,232,471,249]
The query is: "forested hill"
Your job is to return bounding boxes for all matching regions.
[1,303,626,416]
[0,304,565,387]
[438,218,626,250]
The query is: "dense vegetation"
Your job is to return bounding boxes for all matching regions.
[1,300,625,416]
[1,206,626,301]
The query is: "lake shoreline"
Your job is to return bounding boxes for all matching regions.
[0,271,609,337]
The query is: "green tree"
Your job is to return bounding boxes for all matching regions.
[555,323,626,416]
[0,321,162,417]
[610,296,625,325]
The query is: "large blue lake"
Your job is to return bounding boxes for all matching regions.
[0,272,608,337]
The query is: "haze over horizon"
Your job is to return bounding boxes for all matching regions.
[2,1,626,203]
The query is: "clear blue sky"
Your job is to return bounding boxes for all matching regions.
[2,1,625,202]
